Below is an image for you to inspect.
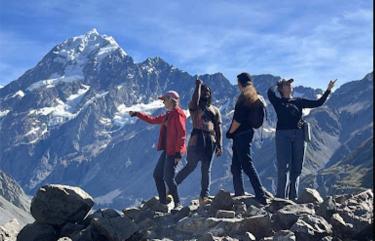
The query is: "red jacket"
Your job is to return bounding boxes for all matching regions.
[136,107,187,156]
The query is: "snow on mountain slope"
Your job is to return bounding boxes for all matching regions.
[0,29,372,209]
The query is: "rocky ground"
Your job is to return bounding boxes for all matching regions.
[10,184,374,241]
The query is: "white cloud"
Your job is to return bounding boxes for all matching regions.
[0,0,372,89]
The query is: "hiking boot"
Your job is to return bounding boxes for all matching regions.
[199,197,211,206]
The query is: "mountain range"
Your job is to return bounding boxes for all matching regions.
[0,29,373,210]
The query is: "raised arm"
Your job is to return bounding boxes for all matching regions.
[298,90,331,108]
[189,79,202,111]
[134,112,166,124]
[298,80,336,108]
[267,85,282,105]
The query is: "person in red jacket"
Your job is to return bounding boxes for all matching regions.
[129,90,186,211]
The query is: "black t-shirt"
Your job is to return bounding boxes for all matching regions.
[232,101,253,134]
[267,86,331,130]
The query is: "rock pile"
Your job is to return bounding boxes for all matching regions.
[16,185,373,241]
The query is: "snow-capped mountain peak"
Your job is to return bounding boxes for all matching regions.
[52,28,127,63]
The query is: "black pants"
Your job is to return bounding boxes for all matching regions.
[231,130,265,198]
[153,151,180,205]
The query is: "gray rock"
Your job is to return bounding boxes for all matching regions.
[92,216,139,241]
[259,237,273,241]
[30,185,94,225]
[334,189,373,237]
[298,188,324,204]
[17,222,57,241]
[245,205,267,217]
[222,237,239,241]
[316,196,337,219]
[273,230,296,241]
[234,202,247,216]
[60,223,86,237]
[70,225,102,241]
[206,217,243,236]
[267,198,296,213]
[142,196,170,213]
[242,232,256,241]
[238,214,273,239]
[291,214,332,241]
[216,210,236,219]
[173,204,199,221]
[197,232,219,241]
[122,208,143,219]
[273,203,315,230]
[320,237,333,241]
[233,195,263,208]
[211,190,234,211]
[175,217,220,234]
[83,208,121,226]
[330,213,353,237]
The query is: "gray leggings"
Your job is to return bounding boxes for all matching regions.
[275,129,306,200]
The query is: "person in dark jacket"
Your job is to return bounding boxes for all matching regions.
[129,90,187,211]
[175,78,222,206]
[226,72,268,205]
[268,78,336,200]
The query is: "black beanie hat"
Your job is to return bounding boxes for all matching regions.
[237,72,252,86]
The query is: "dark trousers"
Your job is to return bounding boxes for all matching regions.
[231,130,265,198]
[153,151,180,205]
[175,143,215,198]
[275,129,306,200]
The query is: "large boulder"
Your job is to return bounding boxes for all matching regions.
[291,214,332,241]
[330,213,353,238]
[17,222,57,241]
[273,230,296,241]
[91,216,139,241]
[69,225,103,241]
[141,196,171,213]
[316,196,337,220]
[176,217,218,234]
[60,223,86,238]
[267,198,296,213]
[216,210,236,219]
[297,188,323,205]
[273,203,315,230]
[83,208,121,226]
[334,189,373,239]
[211,190,234,211]
[30,185,94,226]
[238,214,273,239]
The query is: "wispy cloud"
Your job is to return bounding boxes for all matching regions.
[0,0,372,88]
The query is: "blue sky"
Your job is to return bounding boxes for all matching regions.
[0,0,373,88]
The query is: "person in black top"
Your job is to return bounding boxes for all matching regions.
[226,72,268,205]
[268,78,336,200]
